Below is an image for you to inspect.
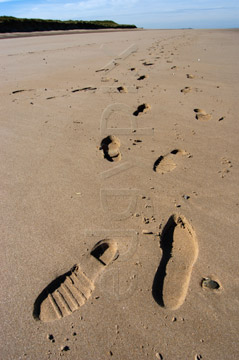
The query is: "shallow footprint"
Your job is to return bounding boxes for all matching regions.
[143,61,154,66]
[186,74,195,79]
[117,86,128,93]
[33,239,118,322]
[153,215,198,310]
[153,149,187,174]
[100,135,121,162]
[181,86,192,94]
[194,109,212,121]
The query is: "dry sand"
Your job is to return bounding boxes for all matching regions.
[0,28,239,359]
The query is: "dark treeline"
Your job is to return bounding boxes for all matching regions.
[0,16,137,33]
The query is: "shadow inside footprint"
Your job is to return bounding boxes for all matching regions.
[153,156,164,171]
[100,135,121,162]
[143,61,154,66]
[152,216,176,306]
[194,108,212,121]
[133,103,151,116]
[180,86,192,94]
[153,149,185,173]
[117,86,127,93]
[137,75,147,80]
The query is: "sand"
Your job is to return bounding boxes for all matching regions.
[0,28,239,359]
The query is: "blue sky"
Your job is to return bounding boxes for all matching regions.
[0,0,239,29]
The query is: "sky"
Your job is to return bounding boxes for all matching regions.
[0,0,239,29]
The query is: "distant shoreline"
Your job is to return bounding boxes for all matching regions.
[0,28,142,40]
[0,27,237,40]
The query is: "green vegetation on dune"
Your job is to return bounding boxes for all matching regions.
[0,16,137,33]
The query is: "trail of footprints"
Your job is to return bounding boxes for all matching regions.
[34,38,223,326]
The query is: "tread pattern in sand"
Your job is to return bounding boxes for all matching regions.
[40,267,95,322]
[33,240,118,322]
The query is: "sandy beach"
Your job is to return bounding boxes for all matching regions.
[0,28,239,359]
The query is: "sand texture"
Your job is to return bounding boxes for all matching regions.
[0,29,239,359]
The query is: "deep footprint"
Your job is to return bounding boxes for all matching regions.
[201,277,220,290]
[100,135,121,162]
[137,75,148,81]
[133,103,151,116]
[153,149,187,174]
[33,239,118,322]
[153,215,198,310]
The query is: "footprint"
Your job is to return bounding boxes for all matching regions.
[152,215,198,310]
[33,240,118,322]
[201,277,220,290]
[117,86,128,93]
[137,75,148,81]
[101,77,118,83]
[181,86,192,94]
[218,157,232,178]
[186,74,195,79]
[101,77,110,82]
[143,61,154,66]
[71,87,97,93]
[12,89,27,94]
[100,135,121,162]
[153,149,188,174]
[194,109,212,121]
[133,103,151,116]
